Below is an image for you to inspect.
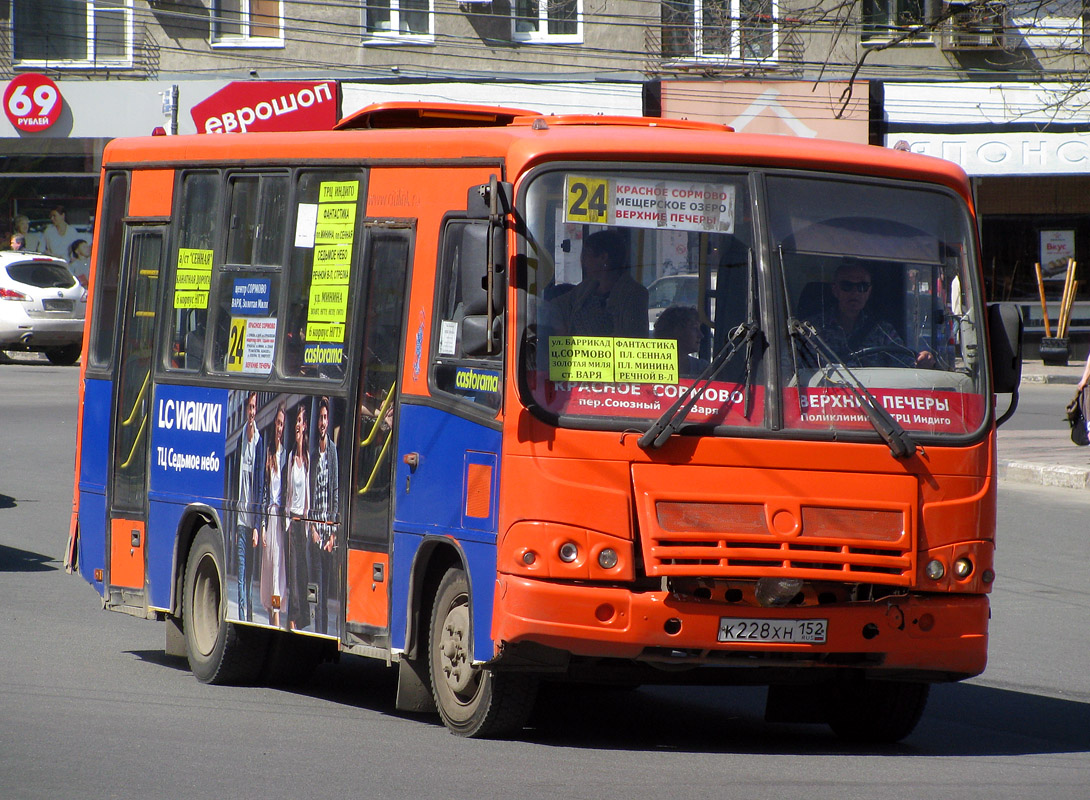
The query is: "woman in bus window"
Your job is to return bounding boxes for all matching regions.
[284,400,311,631]
[260,401,288,628]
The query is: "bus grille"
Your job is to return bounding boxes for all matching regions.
[645,501,913,585]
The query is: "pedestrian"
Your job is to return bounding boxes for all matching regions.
[43,207,81,261]
[68,239,91,286]
[12,215,41,252]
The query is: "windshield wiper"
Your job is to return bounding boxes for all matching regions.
[789,318,917,459]
[638,321,759,450]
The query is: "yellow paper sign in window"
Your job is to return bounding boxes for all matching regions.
[311,265,351,285]
[308,284,350,323]
[173,290,208,310]
[319,181,359,204]
[313,244,353,269]
[318,203,357,225]
[306,321,346,343]
[565,175,610,224]
[315,223,355,245]
[549,336,615,382]
[614,338,678,384]
[226,317,247,372]
[175,269,211,290]
[177,248,214,269]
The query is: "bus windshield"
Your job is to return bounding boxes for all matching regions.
[519,167,986,440]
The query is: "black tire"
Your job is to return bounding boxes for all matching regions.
[827,679,930,743]
[45,344,81,366]
[182,526,269,685]
[428,567,537,738]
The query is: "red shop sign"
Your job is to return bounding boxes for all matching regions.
[191,81,339,134]
[4,74,63,132]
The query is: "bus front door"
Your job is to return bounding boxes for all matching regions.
[346,225,412,649]
[106,227,164,612]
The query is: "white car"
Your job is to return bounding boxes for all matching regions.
[0,251,86,365]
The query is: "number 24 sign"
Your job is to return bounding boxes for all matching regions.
[4,74,62,132]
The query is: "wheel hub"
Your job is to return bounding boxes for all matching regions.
[438,604,473,694]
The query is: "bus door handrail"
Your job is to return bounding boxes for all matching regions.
[120,371,150,428]
[359,387,396,447]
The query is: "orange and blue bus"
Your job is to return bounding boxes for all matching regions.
[67,102,1022,741]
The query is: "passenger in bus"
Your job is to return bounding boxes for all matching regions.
[805,260,935,368]
[235,391,265,623]
[309,396,339,635]
[260,401,288,629]
[285,400,311,631]
[545,229,649,339]
[654,305,710,378]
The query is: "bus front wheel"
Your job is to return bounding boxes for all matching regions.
[827,679,930,743]
[428,567,537,738]
[182,526,268,685]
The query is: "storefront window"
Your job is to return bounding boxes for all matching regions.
[14,0,133,66]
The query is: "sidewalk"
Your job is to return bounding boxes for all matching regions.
[999,360,1090,491]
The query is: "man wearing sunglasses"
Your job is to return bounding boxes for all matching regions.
[808,260,934,368]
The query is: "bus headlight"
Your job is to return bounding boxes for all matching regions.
[953,557,973,579]
[558,542,579,563]
[925,559,945,580]
[597,548,618,570]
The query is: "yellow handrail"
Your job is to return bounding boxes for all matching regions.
[359,386,396,447]
[119,414,147,470]
[120,371,150,428]
[357,432,392,495]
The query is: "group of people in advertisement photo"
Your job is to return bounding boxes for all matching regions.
[227,390,344,635]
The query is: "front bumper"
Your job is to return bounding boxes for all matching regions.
[494,574,989,680]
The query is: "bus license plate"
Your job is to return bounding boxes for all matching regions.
[718,618,827,644]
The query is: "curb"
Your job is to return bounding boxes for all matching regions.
[1021,373,1080,385]
[998,460,1090,490]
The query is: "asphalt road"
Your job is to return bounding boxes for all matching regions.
[1,363,1088,799]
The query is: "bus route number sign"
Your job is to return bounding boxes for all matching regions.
[566,176,609,224]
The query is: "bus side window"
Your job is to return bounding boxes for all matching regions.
[279,169,365,382]
[430,219,502,412]
[87,171,129,371]
[209,173,289,375]
[165,171,220,373]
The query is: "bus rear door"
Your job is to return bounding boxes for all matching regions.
[106,226,165,613]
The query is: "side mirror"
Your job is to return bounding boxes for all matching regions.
[988,302,1023,394]
[988,302,1022,427]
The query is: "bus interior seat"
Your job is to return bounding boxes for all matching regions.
[797,281,834,322]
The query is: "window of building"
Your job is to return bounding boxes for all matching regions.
[513,0,582,42]
[662,0,776,61]
[212,0,283,46]
[364,0,433,40]
[14,0,133,66]
[861,0,934,41]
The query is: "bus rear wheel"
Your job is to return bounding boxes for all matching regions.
[428,567,537,738]
[827,679,930,743]
[182,526,268,685]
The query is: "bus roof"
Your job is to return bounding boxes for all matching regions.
[102,104,971,199]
